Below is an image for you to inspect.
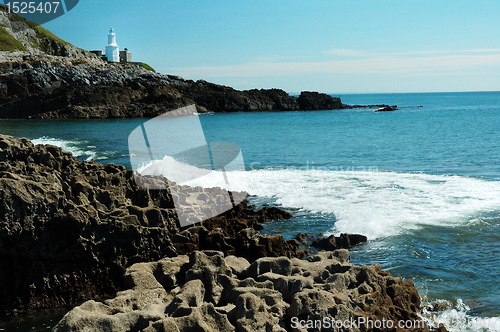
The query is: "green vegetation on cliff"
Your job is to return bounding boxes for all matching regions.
[0,4,94,57]
[141,63,155,72]
[0,25,25,51]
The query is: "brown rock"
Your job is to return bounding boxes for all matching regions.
[312,233,368,250]
[257,206,293,221]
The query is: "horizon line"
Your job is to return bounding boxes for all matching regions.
[286,90,500,95]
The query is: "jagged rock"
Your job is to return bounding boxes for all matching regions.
[256,272,314,302]
[172,221,306,261]
[170,303,235,331]
[311,233,368,250]
[153,256,190,290]
[55,250,436,331]
[235,228,309,261]
[306,248,350,264]
[224,255,251,275]
[183,251,232,305]
[229,291,287,332]
[243,256,293,278]
[52,300,157,332]
[287,289,341,319]
[166,279,205,315]
[257,206,293,221]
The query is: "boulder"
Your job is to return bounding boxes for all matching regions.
[257,206,293,221]
[224,255,251,276]
[243,256,293,278]
[312,233,368,251]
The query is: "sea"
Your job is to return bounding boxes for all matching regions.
[0,91,498,331]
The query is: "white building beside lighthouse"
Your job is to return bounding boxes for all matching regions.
[105,28,119,62]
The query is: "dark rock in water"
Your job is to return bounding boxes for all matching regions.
[0,61,346,119]
[343,103,397,109]
[374,105,398,112]
[256,206,293,221]
[312,233,368,250]
[0,134,305,316]
[53,250,435,331]
[297,91,343,110]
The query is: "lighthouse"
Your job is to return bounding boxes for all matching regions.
[105,28,119,62]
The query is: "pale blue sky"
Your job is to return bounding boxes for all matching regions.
[44,0,500,93]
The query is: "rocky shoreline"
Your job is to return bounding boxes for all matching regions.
[0,56,396,119]
[0,134,447,331]
[0,58,349,119]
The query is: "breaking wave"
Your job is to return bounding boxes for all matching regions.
[167,167,500,239]
[31,137,101,161]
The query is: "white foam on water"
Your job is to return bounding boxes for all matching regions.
[31,137,98,161]
[138,156,212,184]
[422,299,500,332]
[138,156,245,191]
[154,167,500,239]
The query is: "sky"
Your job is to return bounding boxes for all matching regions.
[42,0,500,93]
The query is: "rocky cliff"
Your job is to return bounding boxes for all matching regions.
[0,60,344,119]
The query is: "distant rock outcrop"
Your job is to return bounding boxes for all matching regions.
[297,91,343,110]
[0,60,345,119]
[374,105,398,112]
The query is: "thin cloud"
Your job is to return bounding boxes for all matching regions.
[325,49,373,57]
[173,51,500,78]
[324,48,500,57]
[256,55,314,62]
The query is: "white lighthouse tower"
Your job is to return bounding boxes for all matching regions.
[105,28,119,62]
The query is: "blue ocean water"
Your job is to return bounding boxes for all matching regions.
[0,91,499,331]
